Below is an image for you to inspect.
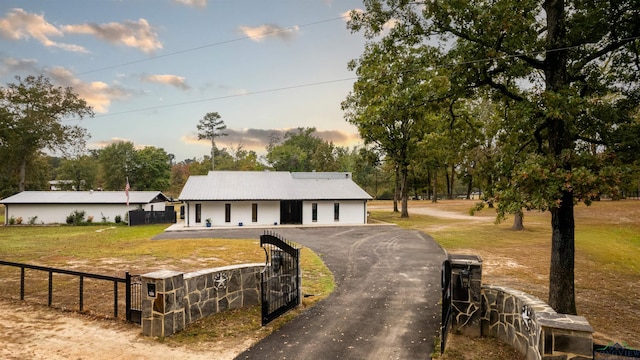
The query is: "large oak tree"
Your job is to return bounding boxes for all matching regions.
[349,0,640,314]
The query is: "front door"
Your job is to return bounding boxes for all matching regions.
[280,200,302,224]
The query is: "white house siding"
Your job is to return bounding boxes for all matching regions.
[5,204,134,224]
[184,200,367,227]
[302,200,367,225]
[186,201,280,227]
[144,202,166,212]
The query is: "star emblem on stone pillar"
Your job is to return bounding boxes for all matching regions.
[214,272,229,290]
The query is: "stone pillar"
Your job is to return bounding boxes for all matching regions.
[449,254,483,337]
[141,270,186,338]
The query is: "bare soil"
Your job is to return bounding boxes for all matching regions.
[0,299,252,360]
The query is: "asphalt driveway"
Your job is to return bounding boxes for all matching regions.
[155,225,446,359]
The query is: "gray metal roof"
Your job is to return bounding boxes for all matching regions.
[0,191,169,204]
[178,171,372,201]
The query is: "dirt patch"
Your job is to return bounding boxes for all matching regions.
[0,300,252,360]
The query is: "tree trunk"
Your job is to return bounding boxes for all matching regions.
[400,163,409,218]
[466,174,473,200]
[393,165,399,212]
[445,165,454,199]
[544,0,576,315]
[211,138,215,171]
[511,209,524,231]
[548,190,576,314]
[431,169,438,203]
[19,158,27,192]
[426,170,432,200]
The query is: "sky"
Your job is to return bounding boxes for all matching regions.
[0,0,371,162]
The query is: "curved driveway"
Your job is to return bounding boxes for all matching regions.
[156,225,445,359]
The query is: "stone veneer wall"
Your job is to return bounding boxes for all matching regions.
[481,285,594,360]
[141,263,263,337]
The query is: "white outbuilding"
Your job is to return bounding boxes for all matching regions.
[0,191,170,225]
[178,171,372,227]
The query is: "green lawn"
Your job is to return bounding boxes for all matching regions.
[0,222,334,350]
[372,199,640,353]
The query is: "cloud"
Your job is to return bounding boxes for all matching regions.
[0,57,39,75]
[89,138,150,151]
[341,9,363,22]
[238,24,299,42]
[313,129,362,147]
[173,0,207,7]
[141,74,190,90]
[0,58,128,113]
[341,8,397,31]
[0,8,89,53]
[63,18,162,54]
[48,67,129,113]
[183,128,361,155]
[90,137,131,149]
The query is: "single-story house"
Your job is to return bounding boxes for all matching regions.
[178,171,372,227]
[0,191,170,225]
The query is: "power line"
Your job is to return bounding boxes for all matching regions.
[74,16,349,76]
[92,77,356,119]
[88,34,640,119]
[3,30,639,126]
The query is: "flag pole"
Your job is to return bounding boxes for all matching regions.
[125,177,130,226]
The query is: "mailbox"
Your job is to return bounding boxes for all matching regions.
[147,283,156,298]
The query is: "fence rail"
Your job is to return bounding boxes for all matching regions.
[0,260,134,321]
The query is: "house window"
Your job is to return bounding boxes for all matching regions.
[195,204,202,223]
[312,203,318,222]
[225,203,231,223]
[334,203,340,221]
[252,203,258,222]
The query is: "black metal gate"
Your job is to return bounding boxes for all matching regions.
[126,273,142,324]
[128,206,177,226]
[441,259,452,353]
[260,231,301,326]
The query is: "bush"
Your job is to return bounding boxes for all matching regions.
[15,217,23,225]
[8,216,15,225]
[28,216,38,225]
[87,215,93,223]
[66,210,86,225]
[114,215,122,223]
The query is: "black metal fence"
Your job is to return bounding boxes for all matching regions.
[128,206,176,226]
[260,231,301,326]
[0,260,139,322]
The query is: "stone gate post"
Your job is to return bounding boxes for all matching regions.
[449,254,483,337]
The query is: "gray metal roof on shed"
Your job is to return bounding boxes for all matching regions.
[0,191,169,204]
[178,171,372,201]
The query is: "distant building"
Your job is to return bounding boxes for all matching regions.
[48,180,76,191]
[178,171,372,227]
[0,191,169,224]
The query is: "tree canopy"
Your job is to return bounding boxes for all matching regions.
[96,141,170,191]
[196,112,227,171]
[0,75,93,192]
[348,0,640,314]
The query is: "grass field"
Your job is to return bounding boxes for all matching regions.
[0,221,334,351]
[1,199,638,357]
[371,199,640,353]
